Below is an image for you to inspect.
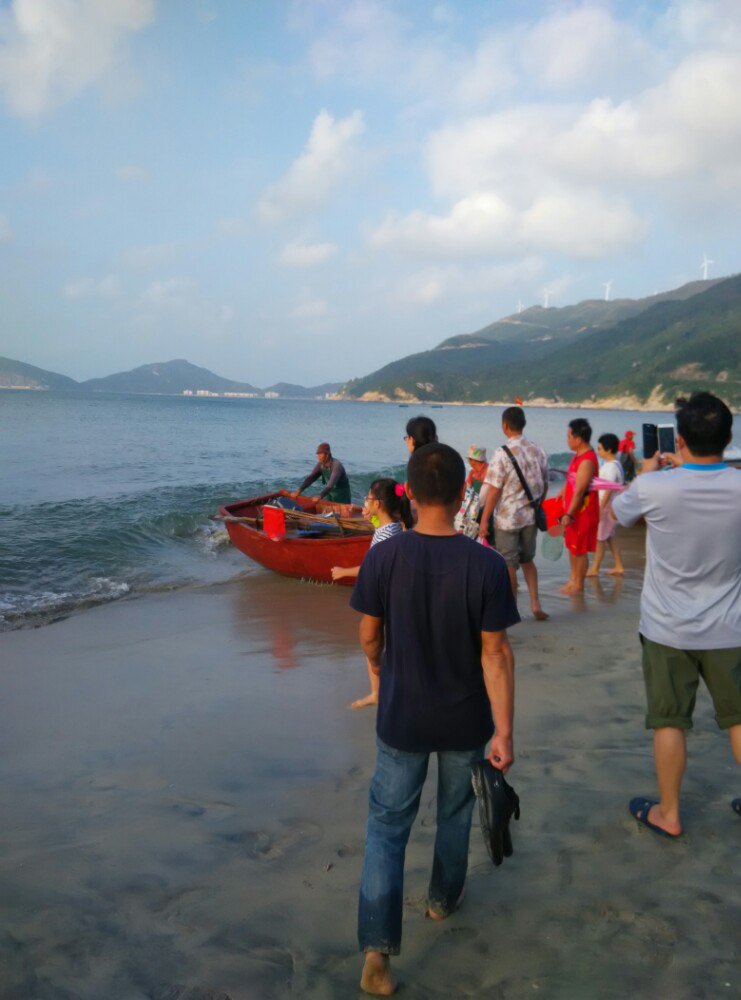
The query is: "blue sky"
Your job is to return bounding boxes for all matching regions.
[1,0,740,386]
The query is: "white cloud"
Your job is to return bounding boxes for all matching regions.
[258,109,365,223]
[115,164,147,182]
[393,257,547,312]
[372,190,645,262]
[663,0,741,47]
[139,277,194,308]
[280,239,338,267]
[291,296,328,319]
[432,4,456,26]
[0,0,154,118]
[453,35,517,107]
[381,36,741,265]
[215,217,250,237]
[519,192,647,259]
[0,215,12,242]
[64,274,122,299]
[520,6,654,90]
[372,194,516,259]
[121,242,177,269]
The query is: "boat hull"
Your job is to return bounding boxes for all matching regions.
[219,490,372,585]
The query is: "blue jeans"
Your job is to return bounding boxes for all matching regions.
[358,737,484,955]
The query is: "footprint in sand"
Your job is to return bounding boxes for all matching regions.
[222,818,322,860]
[155,987,232,1000]
[170,800,236,821]
[336,843,363,858]
[333,764,363,793]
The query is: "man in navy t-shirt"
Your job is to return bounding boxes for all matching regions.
[351,442,520,996]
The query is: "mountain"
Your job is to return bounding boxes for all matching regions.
[81,359,261,396]
[438,279,722,350]
[340,276,740,408]
[264,381,342,398]
[0,356,79,391]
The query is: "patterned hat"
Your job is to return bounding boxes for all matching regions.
[467,444,487,462]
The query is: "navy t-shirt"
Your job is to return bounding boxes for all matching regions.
[350,531,520,753]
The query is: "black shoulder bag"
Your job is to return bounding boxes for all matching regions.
[502,445,547,532]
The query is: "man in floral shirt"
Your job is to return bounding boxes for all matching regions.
[479,406,549,620]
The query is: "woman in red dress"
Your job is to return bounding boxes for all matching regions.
[559,418,599,594]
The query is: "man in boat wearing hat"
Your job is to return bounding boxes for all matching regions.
[293,443,352,504]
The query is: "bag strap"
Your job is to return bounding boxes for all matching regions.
[502,445,537,504]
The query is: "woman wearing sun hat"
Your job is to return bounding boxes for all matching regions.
[454,444,491,538]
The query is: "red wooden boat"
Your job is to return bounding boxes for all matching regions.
[218,490,373,586]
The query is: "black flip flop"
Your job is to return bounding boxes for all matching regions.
[471,761,520,866]
[628,797,681,839]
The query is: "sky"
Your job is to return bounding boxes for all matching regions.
[1,0,740,387]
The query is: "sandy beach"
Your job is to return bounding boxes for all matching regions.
[1,532,738,1000]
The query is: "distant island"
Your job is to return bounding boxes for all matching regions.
[0,357,342,401]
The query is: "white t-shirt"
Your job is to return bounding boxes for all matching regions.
[598,458,624,504]
[612,465,741,649]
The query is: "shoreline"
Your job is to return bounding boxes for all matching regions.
[7,386,740,413]
[1,545,739,997]
[331,393,680,413]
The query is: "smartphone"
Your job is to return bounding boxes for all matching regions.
[657,424,676,454]
[642,423,658,459]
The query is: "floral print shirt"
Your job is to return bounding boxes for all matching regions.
[484,435,549,531]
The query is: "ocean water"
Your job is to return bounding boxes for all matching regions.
[1,390,676,629]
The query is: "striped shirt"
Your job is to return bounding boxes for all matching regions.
[371,521,403,547]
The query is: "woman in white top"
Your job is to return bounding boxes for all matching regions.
[588,433,625,577]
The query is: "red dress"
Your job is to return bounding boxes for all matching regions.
[564,449,599,555]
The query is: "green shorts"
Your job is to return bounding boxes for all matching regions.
[640,635,741,731]
[494,523,537,567]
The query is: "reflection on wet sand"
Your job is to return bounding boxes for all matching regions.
[229,571,360,672]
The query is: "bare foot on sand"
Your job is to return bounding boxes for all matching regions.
[532,608,549,621]
[351,693,378,710]
[586,569,599,578]
[361,953,397,996]
[427,886,465,920]
[607,567,625,576]
[560,582,582,595]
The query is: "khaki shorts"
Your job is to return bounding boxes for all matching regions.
[640,635,741,731]
[494,523,537,568]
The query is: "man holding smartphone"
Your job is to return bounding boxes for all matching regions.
[612,392,741,837]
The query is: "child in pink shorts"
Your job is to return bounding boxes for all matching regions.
[588,433,625,577]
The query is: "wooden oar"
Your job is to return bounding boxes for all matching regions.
[211,510,373,534]
[211,514,261,525]
[277,507,371,533]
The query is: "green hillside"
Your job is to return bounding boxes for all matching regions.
[440,279,721,349]
[341,276,740,408]
[493,274,741,407]
[0,356,79,391]
[81,359,260,395]
[265,381,342,397]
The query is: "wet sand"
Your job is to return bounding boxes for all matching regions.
[1,536,738,999]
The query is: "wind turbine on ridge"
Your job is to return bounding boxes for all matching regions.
[517,299,524,314]
[542,287,551,308]
[701,253,713,280]
[602,279,613,302]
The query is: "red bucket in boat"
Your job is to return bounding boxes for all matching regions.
[263,505,286,541]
